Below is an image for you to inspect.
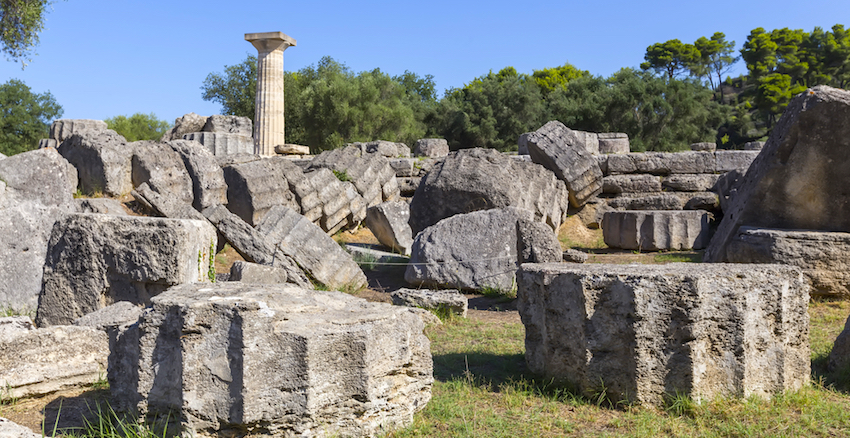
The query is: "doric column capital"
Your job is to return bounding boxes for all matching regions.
[245,32,297,54]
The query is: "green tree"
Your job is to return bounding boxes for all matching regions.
[201,54,257,119]
[0,78,62,155]
[531,62,588,93]
[0,0,53,66]
[641,39,700,79]
[105,112,170,142]
[694,32,738,100]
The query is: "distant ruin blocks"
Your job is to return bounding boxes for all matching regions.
[517,263,810,406]
[110,283,433,437]
[602,210,711,250]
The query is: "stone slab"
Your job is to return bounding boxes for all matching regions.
[715,150,760,172]
[602,210,711,251]
[391,288,468,317]
[526,121,603,207]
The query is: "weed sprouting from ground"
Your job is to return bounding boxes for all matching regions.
[333,169,351,182]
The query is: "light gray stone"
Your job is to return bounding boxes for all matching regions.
[391,288,467,317]
[274,144,310,155]
[526,121,603,207]
[130,141,193,205]
[597,132,630,154]
[413,138,449,158]
[73,301,143,332]
[829,315,850,372]
[160,113,208,142]
[365,201,413,255]
[344,244,410,266]
[389,157,416,177]
[690,142,716,152]
[0,147,78,207]
[576,131,600,155]
[517,132,531,155]
[412,157,440,177]
[182,132,254,156]
[75,197,128,215]
[167,139,228,211]
[602,210,711,250]
[109,283,432,437]
[743,141,765,150]
[309,145,400,207]
[516,219,562,264]
[0,316,34,344]
[726,227,850,297]
[405,207,534,291]
[0,325,108,398]
[607,152,716,175]
[132,183,206,221]
[57,129,133,197]
[602,174,661,194]
[201,114,253,137]
[517,263,810,405]
[37,138,57,149]
[398,176,420,196]
[662,174,720,192]
[0,417,41,438]
[715,150,760,172]
[408,148,568,234]
[50,119,108,142]
[712,168,744,213]
[36,214,217,326]
[222,157,299,226]
[350,140,411,158]
[706,86,850,262]
[228,260,288,284]
[301,167,367,233]
[562,248,589,263]
[604,192,719,212]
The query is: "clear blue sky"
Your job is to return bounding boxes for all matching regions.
[1,0,847,124]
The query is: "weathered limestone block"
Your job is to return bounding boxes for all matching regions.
[391,288,468,317]
[0,147,77,207]
[0,317,34,343]
[602,174,661,194]
[603,210,711,250]
[712,168,744,213]
[132,183,206,221]
[604,192,719,212]
[517,263,810,405]
[350,140,411,158]
[73,301,143,332]
[683,192,720,211]
[408,148,568,233]
[744,141,765,150]
[37,138,58,149]
[76,198,128,215]
[168,139,228,211]
[389,158,416,177]
[309,145,400,207]
[412,157,440,177]
[274,144,310,155]
[607,152,716,175]
[257,206,367,289]
[525,121,603,207]
[0,324,108,398]
[829,316,850,372]
[706,87,850,262]
[0,417,41,438]
[597,132,630,154]
[406,207,534,291]
[49,119,108,142]
[662,174,720,192]
[301,167,367,233]
[576,131,600,155]
[562,248,589,263]
[36,214,217,326]
[690,142,716,152]
[110,283,432,437]
[715,150,760,172]
[365,201,414,255]
[131,141,194,205]
[398,176,421,196]
[414,138,449,158]
[160,113,208,142]
[222,157,298,226]
[516,219,562,264]
[57,129,133,197]
[201,114,253,137]
[182,132,253,156]
[726,227,850,297]
[229,260,288,284]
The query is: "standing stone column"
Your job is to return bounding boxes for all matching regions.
[245,31,297,156]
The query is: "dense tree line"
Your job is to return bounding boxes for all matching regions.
[0,78,61,155]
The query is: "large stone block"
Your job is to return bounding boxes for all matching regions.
[517,263,810,405]
[829,315,850,372]
[661,174,720,192]
[602,174,661,194]
[349,140,411,158]
[0,148,78,207]
[36,214,217,326]
[49,119,108,142]
[110,283,432,437]
[408,148,568,234]
[57,129,133,197]
[222,157,299,226]
[414,138,449,158]
[706,86,850,262]
[607,152,716,175]
[167,139,228,211]
[182,132,253,156]
[602,210,711,250]
[391,288,468,317]
[596,132,630,154]
[726,227,850,297]
[604,192,719,212]
[525,121,603,207]
[309,145,400,207]
[131,141,194,205]
[364,201,413,255]
[715,150,760,172]
[201,114,253,137]
[0,418,40,438]
[160,113,208,142]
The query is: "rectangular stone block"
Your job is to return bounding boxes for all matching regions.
[715,150,760,172]
[602,210,711,250]
[517,263,810,405]
[607,152,716,175]
[661,174,720,192]
[602,174,661,194]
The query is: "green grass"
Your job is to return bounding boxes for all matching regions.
[478,282,517,301]
[0,306,34,318]
[653,252,703,263]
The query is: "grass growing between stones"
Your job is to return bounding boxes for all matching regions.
[653,252,703,263]
[388,301,850,437]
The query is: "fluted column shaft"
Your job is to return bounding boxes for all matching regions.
[245,32,296,156]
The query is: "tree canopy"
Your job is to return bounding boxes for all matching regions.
[105,112,170,142]
[0,78,62,155]
[0,0,52,66]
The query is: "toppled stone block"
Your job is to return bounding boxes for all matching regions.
[350,140,411,158]
[36,214,217,326]
[365,201,414,255]
[406,207,533,291]
[110,283,432,437]
[309,145,400,207]
[414,138,449,158]
[597,132,630,154]
[0,147,77,207]
[409,148,568,233]
[562,248,589,263]
[517,263,810,405]
[302,167,367,233]
[603,210,711,250]
[690,142,716,152]
[168,139,228,211]
[726,227,850,297]
[604,192,719,212]
[161,113,208,142]
[50,119,108,142]
[829,316,850,372]
[607,152,716,175]
[398,177,420,196]
[391,288,468,317]
[274,144,310,155]
[576,131,599,155]
[662,174,720,192]
[182,132,253,156]
[715,150,760,172]
[516,219,562,264]
[38,138,58,149]
[389,158,416,177]
[706,86,850,262]
[222,157,299,226]
[526,121,603,207]
[132,183,206,221]
[602,174,661,194]
[131,141,193,205]
[73,301,143,332]
[201,114,252,137]
[228,260,288,284]
[58,129,133,197]
[0,324,108,398]
[76,198,128,215]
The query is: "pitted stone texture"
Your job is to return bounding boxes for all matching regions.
[309,145,400,207]
[661,174,720,192]
[603,210,711,251]
[706,87,850,262]
[201,114,253,137]
[301,167,368,233]
[0,147,77,207]
[160,113,208,142]
[562,248,589,263]
[604,192,719,212]
[131,141,193,205]
[110,283,432,437]
[408,148,568,234]
[0,417,41,438]
[829,316,850,372]
[0,325,108,398]
[257,205,367,289]
[690,142,717,152]
[516,219,563,264]
[715,150,760,172]
[398,177,421,196]
[36,214,217,326]
[602,174,661,194]
[222,157,299,226]
[596,132,630,154]
[73,301,143,332]
[412,157,440,177]
[406,207,534,291]
[517,263,810,405]
[391,288,468,317]
[606,152,716,175]
[182,132,254,156]
[726,227,850,297]
[413,138,449,158]
[49,119,108,142]
[0,317,34,343]
[576,131,600,155]
[132,183,206,221]
[228,260,289,284]
[58,129,133,197]
[167,139,228,211]
[365,201,414,255]
[525,121,603,207]
[517,132,531,155]
[349,140,411,158]
[76,198,128,215]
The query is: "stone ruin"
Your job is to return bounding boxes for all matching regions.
[3,85,850,436]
